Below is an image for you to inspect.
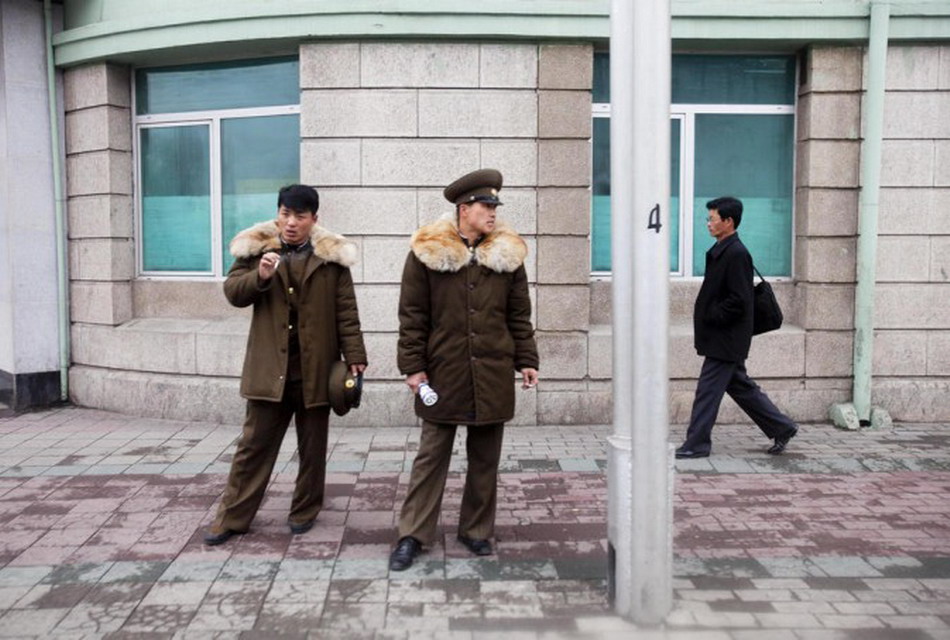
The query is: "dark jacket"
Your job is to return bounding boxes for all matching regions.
[397,214,539,425]
[224,220,367,408]
[693,233,754,362]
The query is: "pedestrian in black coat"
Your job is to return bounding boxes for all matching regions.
[676,196,798,459]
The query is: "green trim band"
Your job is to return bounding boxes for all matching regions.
[54,1,950,67]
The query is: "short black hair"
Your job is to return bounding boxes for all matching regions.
[278,184,319,214]
[706,196,743,229]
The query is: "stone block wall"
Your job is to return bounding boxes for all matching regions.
[63,64,133,327]
[787,45,865,417]
[873,45,950,420]
[63,42,950,426]
[301,42,594,426]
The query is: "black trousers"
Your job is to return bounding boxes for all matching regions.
[681,357,797,455]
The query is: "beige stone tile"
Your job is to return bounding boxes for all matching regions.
[537,285,590,331]
[67,194,133,239]
[301,90,417,137]
[480,140,538,187]
[301,139,361,187]
[885,45,941,90]
[805,331,853,377]
[480,44,538,88]
[795,188,858,237]
[538,188,590,236]
[538,140,590,187]
[805,47,863,93]
[361,140,479,186]
[881,140,935,188]
[875,236,930,282]
[300,43,360,88]
[361,43,479,87]
[883,92,950,139]
[419,90,537,138]
[539,44,593,90]
[537,236,589,284]
[538,90,592,139]
[873,330,927,376]
[64,63,130,111]
[70,281,132,326]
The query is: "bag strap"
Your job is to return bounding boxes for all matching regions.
[752,262,766,284]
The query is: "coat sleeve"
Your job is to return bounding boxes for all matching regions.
[223,256,272,308]
[706,250,753,327]
[507,265,539,370]
[397,252,430,376]
[335,266,368,365]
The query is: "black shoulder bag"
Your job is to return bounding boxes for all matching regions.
[752,264,783,335]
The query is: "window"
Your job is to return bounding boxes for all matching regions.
[135,57,301,276]
[591,54,796,277]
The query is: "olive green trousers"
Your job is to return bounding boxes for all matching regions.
[213,382,330,532]
[397,420,504,545]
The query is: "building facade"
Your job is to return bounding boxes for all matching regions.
[2,0,949,425]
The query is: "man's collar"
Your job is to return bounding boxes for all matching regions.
[708,232,739,259]
[457,230,484,249]
[280,238,313,254]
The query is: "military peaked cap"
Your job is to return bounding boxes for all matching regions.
[328,361,363,416]
[443,168,504,206]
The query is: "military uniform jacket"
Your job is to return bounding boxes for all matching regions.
[693,233,755,362]
[398,214,539,425]
[225,220,367,408]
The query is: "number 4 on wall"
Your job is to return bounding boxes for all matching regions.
[647,203,661,234]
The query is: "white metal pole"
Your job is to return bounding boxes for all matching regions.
[607,0,672,624]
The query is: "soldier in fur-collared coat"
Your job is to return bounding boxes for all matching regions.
[204,184,367,546]
[389,169,540,571]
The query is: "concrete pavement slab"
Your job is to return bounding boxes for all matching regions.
[0,408,948,637]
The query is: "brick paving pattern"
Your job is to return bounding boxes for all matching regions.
[0,408,948,638]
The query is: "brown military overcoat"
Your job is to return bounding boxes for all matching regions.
[397,213,539,425]
[225,220,367,408]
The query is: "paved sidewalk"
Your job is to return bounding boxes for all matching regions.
[0,407,948,638]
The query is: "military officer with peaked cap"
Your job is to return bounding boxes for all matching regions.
[388,168,540,571]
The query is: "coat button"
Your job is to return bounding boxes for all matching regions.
[279,375,284,380]
[470,332,475,338]
[288,287,294,294]
[471,356,477,361]
[468,283,475,290]
[288,324,294,330]
[469,309,475,314]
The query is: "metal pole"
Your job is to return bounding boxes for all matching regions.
[853,2,889,423]
[44,0,69,402]
[607,0,672,624]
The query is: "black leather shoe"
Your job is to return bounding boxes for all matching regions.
[389,536,422,571]
[203,528,243,546]
[457,535,493,556]
[767,426,798,455]
[288,519,315,535]
[675,447,710,459]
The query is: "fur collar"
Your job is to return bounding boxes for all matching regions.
[411,213,527,273]
[229,220,358,267]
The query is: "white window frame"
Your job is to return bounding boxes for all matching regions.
[133,101,300,279]
[590,104,796,281]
